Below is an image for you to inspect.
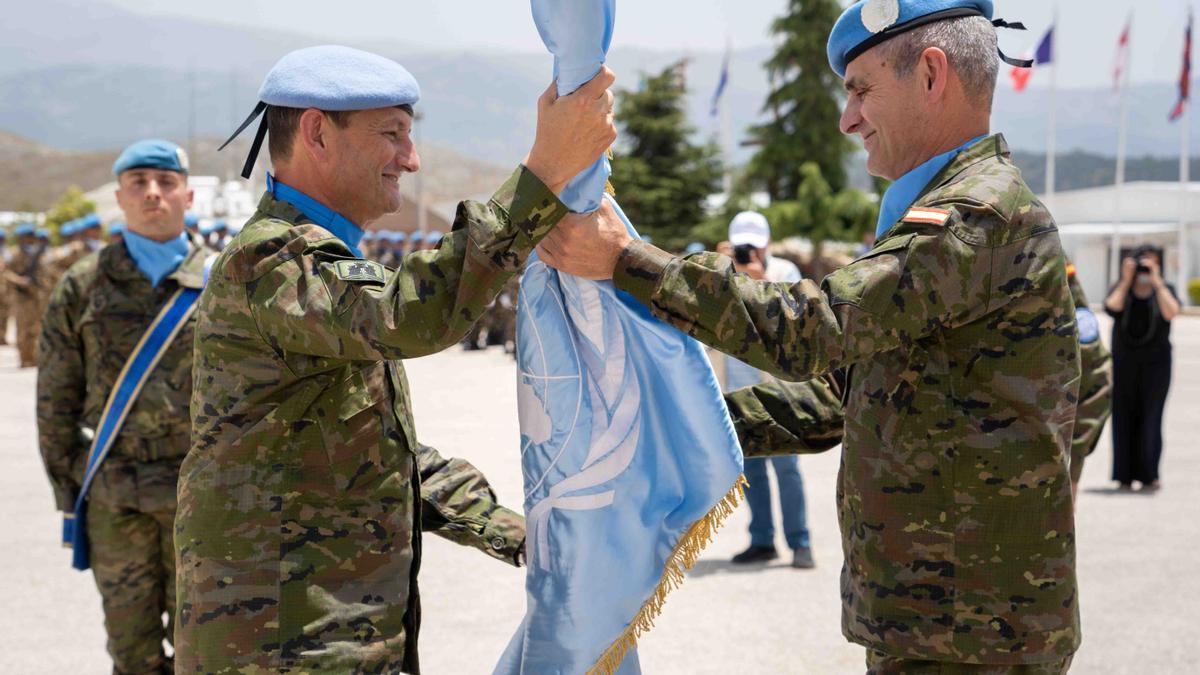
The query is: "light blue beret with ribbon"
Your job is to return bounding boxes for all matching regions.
[113,139,189,176]
[827,0,1032,77]
[220,45,421,179]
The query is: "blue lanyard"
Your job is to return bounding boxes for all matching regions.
[267,174,365,258]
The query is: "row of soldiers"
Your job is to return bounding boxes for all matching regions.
[0,216,111,367]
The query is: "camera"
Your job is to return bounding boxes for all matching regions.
[733,244,756,265]
[1125,245,1163,274]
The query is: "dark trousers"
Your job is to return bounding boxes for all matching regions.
[1111,355,1172,484]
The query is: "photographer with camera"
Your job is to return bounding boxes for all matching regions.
[714,212,814,568]
[1104,245,1181,493]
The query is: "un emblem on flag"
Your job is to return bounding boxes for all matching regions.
[516,262,642,571]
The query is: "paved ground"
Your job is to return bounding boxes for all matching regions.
[0,316,1196,674]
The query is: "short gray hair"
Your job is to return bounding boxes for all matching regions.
[877,16,999,109]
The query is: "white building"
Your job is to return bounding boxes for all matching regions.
[1048,182,1200,305]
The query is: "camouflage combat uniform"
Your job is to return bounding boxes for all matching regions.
[6,243,48,367]
[1065,265,1113,487]
[0,245,10,344]
[37,235,213,675]
[614,136,1082,667]
[177,166,564,674]
[41,239,94,306]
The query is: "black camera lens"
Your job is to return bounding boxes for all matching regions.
[734,244,755,265]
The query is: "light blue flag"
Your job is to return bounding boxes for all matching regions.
[495,2,745,674]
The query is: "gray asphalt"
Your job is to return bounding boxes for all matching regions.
[1,316,1196,674]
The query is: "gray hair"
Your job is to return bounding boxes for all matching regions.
[878,16,999,109]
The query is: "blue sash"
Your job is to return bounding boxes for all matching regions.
[62,274,207,571]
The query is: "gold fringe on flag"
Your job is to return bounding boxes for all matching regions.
[586,475,748,675]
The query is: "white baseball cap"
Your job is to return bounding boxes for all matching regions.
[728,211,771,249]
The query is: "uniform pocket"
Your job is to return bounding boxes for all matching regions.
[318,364,388,495]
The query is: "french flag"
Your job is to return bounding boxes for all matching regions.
[1010,27,1053,92]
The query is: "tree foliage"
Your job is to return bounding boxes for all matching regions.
[747,0,853,199]
[762,162,877,246]
[42,185,96,236]
[610,62,723,250]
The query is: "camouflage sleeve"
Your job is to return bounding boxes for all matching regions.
[416,444,525,567]
[724,371,846,458]
[1067,274,1113,474]
[35,274,86,511]
[611,221,994,382]
[250,167,568,360]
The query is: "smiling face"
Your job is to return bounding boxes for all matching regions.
[115,168,193,241]
[840,48,932,181]
[321,107,420,225]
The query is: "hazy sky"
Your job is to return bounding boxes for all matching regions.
[106,0,1192,88]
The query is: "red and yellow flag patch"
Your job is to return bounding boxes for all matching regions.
[902,207,952,226]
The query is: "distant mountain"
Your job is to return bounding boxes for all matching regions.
[1011,150,1200,194]
[0,131,511,211]
[2,0,1195,183]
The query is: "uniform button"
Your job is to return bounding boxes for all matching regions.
[491,537,506,550]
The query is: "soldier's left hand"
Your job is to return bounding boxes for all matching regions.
[537,199,631,280]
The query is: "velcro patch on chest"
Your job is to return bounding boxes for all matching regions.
[334,260,387,283]
[902,207,952,226]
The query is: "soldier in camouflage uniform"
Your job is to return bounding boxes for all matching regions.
[37,139,211,675]
[5,223,48,367]
[176,46,616,673]
[538,3,1082,672]
[0,229,10,345]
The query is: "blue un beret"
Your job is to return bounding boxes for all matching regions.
[220,45,420,179]
[184,213,200,227]
[113,139,190,176]
[37,228,50,240]
[78,214,102,231]
[60,219,79,238]
[393,231,407,243]
[827,0,1029,77]
[15,223,36,237]
[409,231,424,244]
[425,231,444,245]
[108,221,126,236]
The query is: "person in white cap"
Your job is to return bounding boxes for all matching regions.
[718,212,813,568]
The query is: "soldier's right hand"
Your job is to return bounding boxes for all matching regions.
[523,67,618,195]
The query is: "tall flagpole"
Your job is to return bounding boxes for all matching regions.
[721,36,734,196]
[1112,17,1132,289]
[1181,75,1192,302]
[1181,7,1193,303]
[1045,4,1058,210]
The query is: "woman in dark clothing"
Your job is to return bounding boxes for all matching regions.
[1104,246,1182,492]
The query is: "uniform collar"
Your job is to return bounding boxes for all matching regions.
[266,173,364,258]
[101,231,209,289]
[875,134,990,239]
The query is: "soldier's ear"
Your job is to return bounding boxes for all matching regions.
[919,47,949,100]
[299,108,331,160]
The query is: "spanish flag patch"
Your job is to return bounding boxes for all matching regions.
[902,207,952,225]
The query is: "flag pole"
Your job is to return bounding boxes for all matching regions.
[721,36,734,196]
[1112,16,1132,289]
[1181,75,1192,303]
[1045,4,1058,210]
[1181,8,1193,303]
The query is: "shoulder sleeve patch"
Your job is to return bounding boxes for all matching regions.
[334,260,388,284]
[902,207,952,225]
[1075,307,1100,345]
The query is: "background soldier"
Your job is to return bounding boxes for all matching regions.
[176,46,616,673]
[0,228,9,345]
[5,222,48,367]
[538,1,1083,672]
[37,139,209,675]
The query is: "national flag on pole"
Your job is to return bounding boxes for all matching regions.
[1035,26,1054,65]
[1008,27,1052,93]
[498,2,745,674]
[1113,14,1132,92]
[1009,50,1034,92]
[1170,11,1193,122]
[710,41,731,117]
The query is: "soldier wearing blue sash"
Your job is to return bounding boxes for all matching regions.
[37,139,212,674]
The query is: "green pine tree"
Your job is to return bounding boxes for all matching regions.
[748,0,853,199]
[610,62,723,250]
